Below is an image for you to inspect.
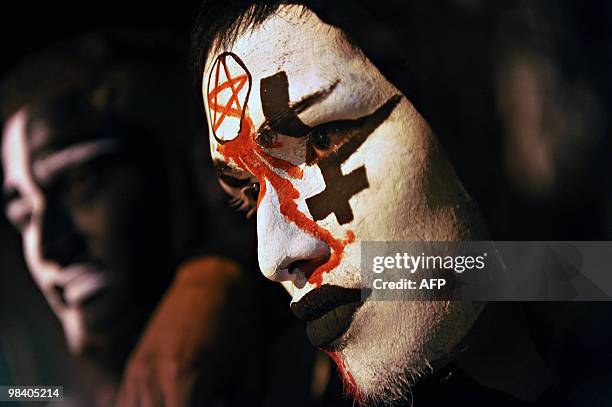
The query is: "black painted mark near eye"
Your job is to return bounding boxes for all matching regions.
[305,95,401,225]
[260,71,311,137]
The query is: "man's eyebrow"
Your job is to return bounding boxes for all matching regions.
[255,80,338,144]
[32,138,120,185]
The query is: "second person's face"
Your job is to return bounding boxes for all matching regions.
[2,108,168,355]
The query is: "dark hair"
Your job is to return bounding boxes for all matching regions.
[1,37,101,121]
[191,1,285,89]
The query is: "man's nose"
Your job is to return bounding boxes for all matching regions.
[256,185,330,285]
[39,198,86,267]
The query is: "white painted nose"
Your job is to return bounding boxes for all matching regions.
[256,184,329,285]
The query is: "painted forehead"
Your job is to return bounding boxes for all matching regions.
[3,109,122,191]
[204,6,366,138]
[2,111,29,182]
[2,110,39,205]
[206,52,252,144]
[207,51,328,145]
[205,6,325,145]
[26,107,98,162]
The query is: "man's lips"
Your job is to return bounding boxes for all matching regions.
[290,285,367,349]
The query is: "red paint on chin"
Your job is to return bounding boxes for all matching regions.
[327,351,362,401]
[217,113,354,287]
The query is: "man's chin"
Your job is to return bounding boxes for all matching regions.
[62,322,103,356]
[326,300,483,405]
[60,307,121,356]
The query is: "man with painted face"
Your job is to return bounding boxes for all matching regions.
[192,2,491,405]
[192,1,612,406]
[1,35,262,406]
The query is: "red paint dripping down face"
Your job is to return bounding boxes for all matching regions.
[327,351,361,401]
[207,51,355,288]
[203,5,489,403]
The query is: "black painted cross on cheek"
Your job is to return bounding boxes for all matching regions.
[307,164,368,224]
[306,96,401,224]
[259,71,401,225]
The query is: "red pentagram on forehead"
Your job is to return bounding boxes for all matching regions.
[206,52,252,144]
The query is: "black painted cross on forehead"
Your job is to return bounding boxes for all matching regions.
[260,72,311,137]
[258,71,400,224]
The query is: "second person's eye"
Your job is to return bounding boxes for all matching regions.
[228,182,260,219]
[61,169,105,205]
[218,174,260,219]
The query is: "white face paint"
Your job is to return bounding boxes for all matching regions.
[203,5,488,403]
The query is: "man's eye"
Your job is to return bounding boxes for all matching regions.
[311,128,333,150]
[55,169,106,206]
[307,122,354,162]
[68,176,97,200]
